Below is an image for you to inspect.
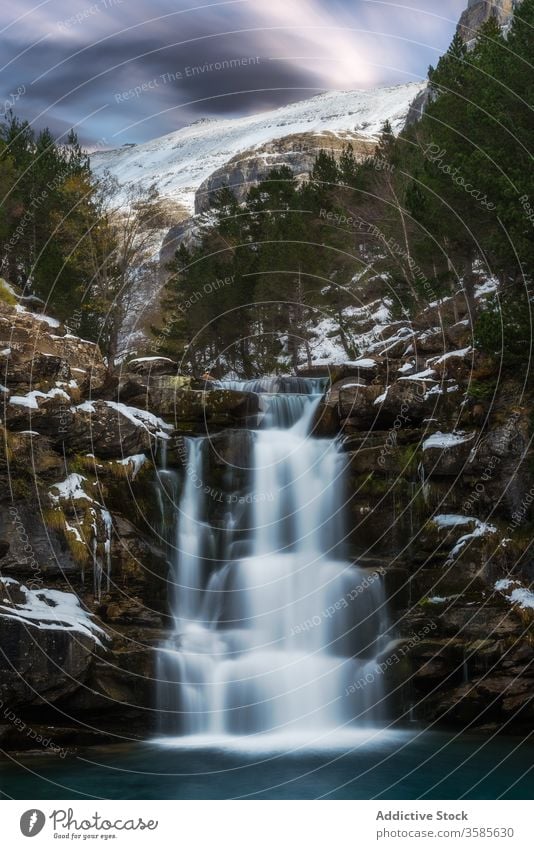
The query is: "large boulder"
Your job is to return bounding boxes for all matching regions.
[0,579,104,708]
[144,380,261,430]
[63,400,168,458]
[4,387,75,436]
[126,356,180,376]
[422,431,478,476]
[338,383,385,427]
[298,361,379,385]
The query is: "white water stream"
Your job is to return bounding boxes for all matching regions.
[157,378,390,738]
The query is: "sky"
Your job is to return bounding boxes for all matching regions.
[0,0,467,147]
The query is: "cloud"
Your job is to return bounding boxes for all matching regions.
[0,0,467,144]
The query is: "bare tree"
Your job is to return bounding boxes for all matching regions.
[88,175,171,368]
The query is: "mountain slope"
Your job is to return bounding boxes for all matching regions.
[90,82,424,212]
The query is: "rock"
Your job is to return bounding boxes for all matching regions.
[411,639,464,686]
[405,85,430,127]
[108,372,151,404]
[326,377,371,411]
[346,432,419,476]
[473,414,524,462]
[45,334,107,392]
[422,431,478,476]
[298,363,376,383]
[61,647,156,715]
[0,303,106,393]
[144,381,260,430]
[4,389,75,436]
[414,327,446,355]
[458,0,515,43]
[380,381,430,423]
[159,218,200,268]
[416,514,486,563]
[205,429,255,470]
[312,401,340,436]
[194,131,375,213]
[0,502,80,580]
[0,580,102,708]
[3,350,71,390]
[126,356,180,376]
[368,326,415,358]
[427,348,474,381]
[502,691,534,721]
[446,320,472,348]
[63,400,161,458]
[338,381,428,430]
[426,668,533,727]
[338,384,385,426]
[1,431,64,482]
[103,515,169,619]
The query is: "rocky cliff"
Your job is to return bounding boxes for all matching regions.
[458,0,518,42]
[308,291,534,730]
[1,274,533,753]
[193,131,376,215]
[161,131,376,264]
[0,300,170,750]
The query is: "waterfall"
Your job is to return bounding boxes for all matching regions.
[157,377,390,739]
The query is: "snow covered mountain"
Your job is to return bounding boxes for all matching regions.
[90,82,424,214]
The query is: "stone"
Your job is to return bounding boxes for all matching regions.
[0,582,100,708]
[0,303,106,393]
[145,381,260,429]
[194,131,375,213]
[422,431,478,476]
[458,0,515,43]
[63,400,157,458]
[127,356,180,376]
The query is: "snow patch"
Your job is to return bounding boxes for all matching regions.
[399,367,436,382]
[76,400,96,413]
[9,387,70,409]
[432,514,474,528]
[374,386,390,405]
[104,401,172,439]
[427,347,472,366]
[15,304,61,327]
[0,582,106,644]
[50,473,92,504]
[423,431,475,451]
[129,356,174,364]
[495,579,534,611]
[117,453,147,479]
[447,520,497,562]
[349,358,377,369]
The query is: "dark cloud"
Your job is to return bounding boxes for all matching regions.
[0,0,466,144]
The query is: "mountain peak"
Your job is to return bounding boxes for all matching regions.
[458,0,518,41]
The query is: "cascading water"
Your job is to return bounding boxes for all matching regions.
[157,377,390,740]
